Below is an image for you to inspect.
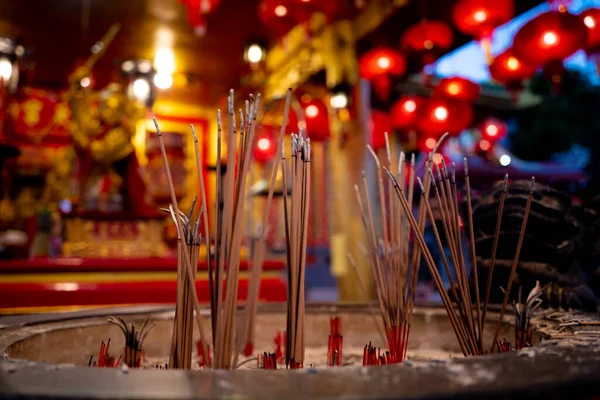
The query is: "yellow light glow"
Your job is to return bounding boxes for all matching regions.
[274,5,288,17]
[330,93,348,109]
[257,137,271,151]
[154,72,173,90]
[0,58,12,83]
[133,78,151,101]
[433,153,443,164]
[585,15,596,28]
[305,104,319,118]
[542,31,558,46]
[447,82,460,96]
[80,77,91,88]
[247,44,263,63]
[377,56,391,70]
[155,48,175,73]
[434,106,448,121]
[424,40,433,50]
[473,10,487,23]
[506,57,520,71]
[425,138,437,150]
[403,100,417,113]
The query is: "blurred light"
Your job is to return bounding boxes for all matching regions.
[80,77,91,88]
[58,198,72,214]
[499,154,511,166]
[485,124,498,137]
[15,45,24,57]
[91,42,103,54]
[558,4,566,12]
[584,15,596,28]
[479,139,491,151]
[300,94,312,103]
[473,10,487,22]
[247,44,263,63]
[154,72,173,89]
[275,5,288,17]
[447,82,460,96]
[434,106,448,121]
[0,57,12,83]
[133,78,151,101]
[305,104,319,118]
[377,56,391,69]
[257,137,271,151]
[138,59,153,74]
[122,60,135,73]
[506,57,520,71]
[433,153,443,164]
[424,40,433,50]
[404,100,417,113]
[330,93,348,109]
[542,31,558,46]
[54,283,79,292]
[425,137,437,150]
[154,48,174,73]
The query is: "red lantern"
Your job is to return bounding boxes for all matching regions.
[417,98,473,136]
[580,8,600,70]
[258,0,297,38]
[359,47,406,101]
[390,95,423,130]
[289,0,342,24]
[488,48,537,91]
[452,0,514,62]
[479,118,507,141]
[301,99,330,142]
[512,11,587,68]
[400,20,454,65]
[434,77,480,103]
[254,131,277,164]
[370,110,392,151]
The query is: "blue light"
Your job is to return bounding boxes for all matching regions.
[433,0,600,84]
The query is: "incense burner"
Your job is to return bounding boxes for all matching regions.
[1,304,600,399]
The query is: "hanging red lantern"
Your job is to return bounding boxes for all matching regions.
[301,99,330,142]
[512,11,587,68]
[479,118,507,141]
[390,95,423,130]
[254,131,277,164]
[488,48,537,91]
[400,20,454,65]
[258,0,297,38]
[434,77,480,103]
[417,98,473,137]
[179,0,222,36]
[370,110,392,151]
[452,0,514,62]
[359,47,406,101]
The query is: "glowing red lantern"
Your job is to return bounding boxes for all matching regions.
[512,11,587,68]
[488,48,537,92]
[254,131,277,164]
[434,77,480,103]
[359,47,406,101]
[302,99,330,142]
[581,8,600,52]
[417,98,473,136]
[390,95,423,130]
[179,0,221,36]
[400,20,454,65]
[370,110,392,151]
[479,118,507,141]
[258,0,297,38]
[452,0,514,62]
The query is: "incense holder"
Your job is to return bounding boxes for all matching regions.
[1,303,600,399]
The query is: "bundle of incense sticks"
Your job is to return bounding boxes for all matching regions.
[327,317,343,367]
[351,132,428,363]
[382,154,536,355]
[164,201,202,369]
[283,133,311,369]
[107,317,154,368]
[88,338,121,368]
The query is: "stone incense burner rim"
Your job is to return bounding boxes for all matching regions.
[1,304,600,400]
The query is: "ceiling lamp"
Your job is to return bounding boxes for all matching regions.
[400,20,454,65]
[258,0,297,38]
[488,48,536,98]
[370,110,392,151]
[390,95,423,130]
[434,76,480,103]
[452,0,514,63]
[359,47,406,101]
[512,11,586,70]
[179,0,222,37]
[417,98,473,137]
